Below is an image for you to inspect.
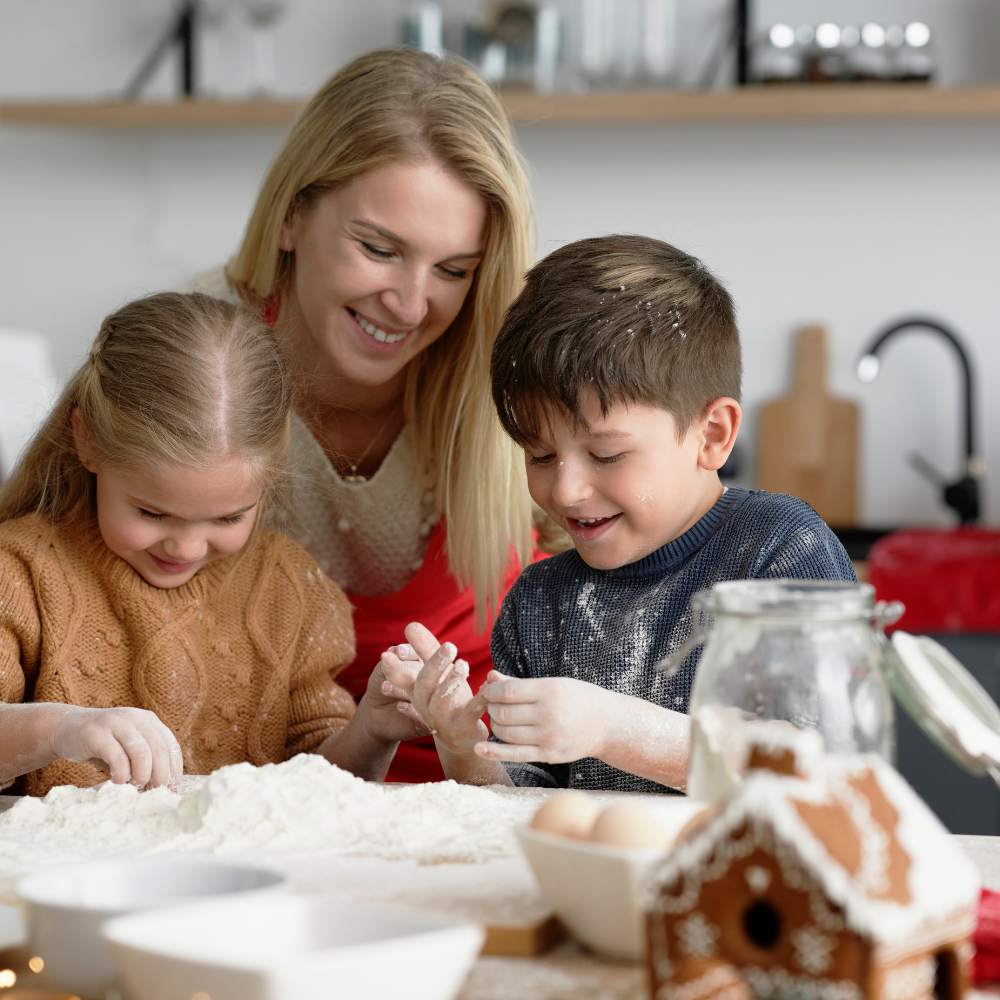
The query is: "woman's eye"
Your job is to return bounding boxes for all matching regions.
[361,242,394,259]
[592,453,625,465]
[439,265,470,280]
[528,453,556,466]
[138,508,165,521]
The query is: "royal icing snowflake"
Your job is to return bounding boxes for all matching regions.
[792,925,837,975]
[676,912,720,957]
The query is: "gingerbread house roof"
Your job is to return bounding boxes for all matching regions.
[649,755,980,946]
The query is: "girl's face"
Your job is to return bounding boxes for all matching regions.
[90,459,262,589]
[72,412,263,589]
[278,160,488,391]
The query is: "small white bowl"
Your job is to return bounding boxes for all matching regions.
[102,894,485,1000]
[17,859,285,999]
[516,798,705,961]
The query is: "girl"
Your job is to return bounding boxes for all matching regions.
[0,292,417,796]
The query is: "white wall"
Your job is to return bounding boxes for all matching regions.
[1,0,998,526]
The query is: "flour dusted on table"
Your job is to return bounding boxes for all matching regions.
[0,755,543,876]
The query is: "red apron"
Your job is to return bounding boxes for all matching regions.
[336,520,544,783]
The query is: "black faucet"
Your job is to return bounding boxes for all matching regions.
[857,316,983,525]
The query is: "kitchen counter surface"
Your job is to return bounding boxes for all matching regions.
[0,800,998,1000]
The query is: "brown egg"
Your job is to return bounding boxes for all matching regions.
[530,791,600,839]
[590,802,671,850]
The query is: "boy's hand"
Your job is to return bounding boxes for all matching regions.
[48,705,184,790]
[474,672,617,764]
[396,623,488,755]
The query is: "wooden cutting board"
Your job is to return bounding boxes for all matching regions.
[756,325,858,527]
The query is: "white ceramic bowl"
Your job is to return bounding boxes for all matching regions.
[516,798,705,961]
[103,894,485,1000]
[16,859,285,999]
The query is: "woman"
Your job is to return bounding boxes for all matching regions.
[188,49,563,782]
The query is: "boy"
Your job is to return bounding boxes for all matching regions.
[381,235,855,792]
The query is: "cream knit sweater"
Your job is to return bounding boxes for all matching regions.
[0,515,356,796]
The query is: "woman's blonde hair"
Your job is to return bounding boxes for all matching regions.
[0,292,292,529]
[228,48,535,624]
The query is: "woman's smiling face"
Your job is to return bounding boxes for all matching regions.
[278,160,488,390]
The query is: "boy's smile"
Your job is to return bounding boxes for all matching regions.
[524,393,740,570]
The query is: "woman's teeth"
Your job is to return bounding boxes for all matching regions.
[355,313,406,344]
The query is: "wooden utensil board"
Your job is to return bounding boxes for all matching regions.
[756,325,859,527]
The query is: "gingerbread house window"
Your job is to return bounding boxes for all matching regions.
[742,900,781,950]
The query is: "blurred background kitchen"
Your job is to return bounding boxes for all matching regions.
[1,0,1000,828]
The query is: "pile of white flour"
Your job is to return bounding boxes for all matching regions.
[0,755,545,877]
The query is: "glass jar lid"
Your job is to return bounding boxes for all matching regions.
[886,632,1000,780]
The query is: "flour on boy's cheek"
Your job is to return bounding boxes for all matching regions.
[524,395,725,571]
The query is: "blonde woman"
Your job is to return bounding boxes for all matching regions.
[187,49,562,782]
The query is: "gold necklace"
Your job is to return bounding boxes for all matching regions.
[341,416,393,484]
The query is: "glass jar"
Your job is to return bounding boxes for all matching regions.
[667,580,901,802]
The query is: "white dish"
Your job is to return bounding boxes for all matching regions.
[103,894,485,1000]
[16,859,285,999]
[0,904,26,950]
[516,797,705,960]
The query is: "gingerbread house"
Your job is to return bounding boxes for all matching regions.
[646,752,980,1000]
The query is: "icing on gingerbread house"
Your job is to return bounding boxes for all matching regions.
[646,752,980,1000]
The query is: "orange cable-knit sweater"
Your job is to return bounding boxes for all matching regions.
[0,514,356,796]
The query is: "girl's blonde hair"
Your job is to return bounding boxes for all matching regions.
[0,292,291,527]
[228,48,535,624]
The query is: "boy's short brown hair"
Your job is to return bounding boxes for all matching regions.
[491,235,741,445]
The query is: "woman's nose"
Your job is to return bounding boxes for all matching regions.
[382,267,429,329]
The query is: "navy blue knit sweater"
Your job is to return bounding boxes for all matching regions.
[490,488,856,793]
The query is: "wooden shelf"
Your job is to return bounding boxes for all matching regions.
[4,85,1000,129]
[503,84,1000,124]
[0,98,303,128]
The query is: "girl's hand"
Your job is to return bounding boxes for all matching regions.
[47,704,184,790]
[358,656,431,744]
[399,623,488,756]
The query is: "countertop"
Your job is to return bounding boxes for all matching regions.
[0,797,998,1000]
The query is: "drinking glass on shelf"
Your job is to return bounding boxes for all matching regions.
[580,0,677,89]
[895,22,934,82]
[238,0,287,96]
[755,23,803,84]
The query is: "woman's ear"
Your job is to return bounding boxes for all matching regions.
[70,408,100,473]
[697,397,742,472]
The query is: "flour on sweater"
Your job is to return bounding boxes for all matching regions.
[0,755,544,875]
[493,487,857,793]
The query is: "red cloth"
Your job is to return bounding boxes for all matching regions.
[337,520,546,783]
[974,888,1000,983]
[868,528,1000,634]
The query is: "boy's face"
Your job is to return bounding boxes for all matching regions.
[524,394,737,570]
